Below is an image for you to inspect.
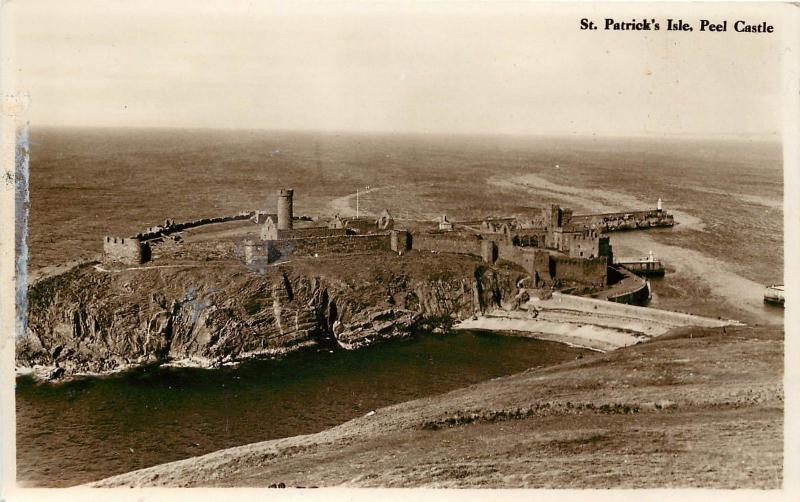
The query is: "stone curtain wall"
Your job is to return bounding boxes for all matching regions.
[497,244,533,273]
[136,211,256,241]
[410,232,483,256]
[147,239,239,263]
[496,245,552,285]
[269,234,392,260]
[498,241,607,288]
[550,255,608,287]
[406,236,606,289]
[277,227,349,240]
[103,211,256,264]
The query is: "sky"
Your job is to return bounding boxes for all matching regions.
[3,1,790,137]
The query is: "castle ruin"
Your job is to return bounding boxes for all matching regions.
[100,186,673,303]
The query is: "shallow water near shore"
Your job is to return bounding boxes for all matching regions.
[16,330,589,487]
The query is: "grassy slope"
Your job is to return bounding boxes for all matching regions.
[93,324,783,489]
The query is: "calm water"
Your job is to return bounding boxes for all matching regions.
[18,129,783,486]
[16,331,588,486]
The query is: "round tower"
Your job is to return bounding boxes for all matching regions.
[277,188,294,230]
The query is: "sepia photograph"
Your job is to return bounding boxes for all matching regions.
[1,0,796,497]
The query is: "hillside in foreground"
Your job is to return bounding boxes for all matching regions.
[93,324,783,489]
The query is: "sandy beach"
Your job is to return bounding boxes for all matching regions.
[454,292,740,351]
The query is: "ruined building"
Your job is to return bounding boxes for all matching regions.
[102,236,149,265]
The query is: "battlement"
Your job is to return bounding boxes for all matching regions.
[562,229,611,260]
[103,236,149,265]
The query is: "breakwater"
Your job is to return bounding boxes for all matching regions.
[597,266,651,304]
[571,209,674,231]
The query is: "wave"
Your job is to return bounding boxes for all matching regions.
[688,186,783,211]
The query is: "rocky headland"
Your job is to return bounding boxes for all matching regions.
[17,252,522,380]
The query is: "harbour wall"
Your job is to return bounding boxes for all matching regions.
[541,292,737,327]
[570,209,674,232]
[597,266,650,305]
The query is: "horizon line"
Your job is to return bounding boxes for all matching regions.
[22,124,782,142]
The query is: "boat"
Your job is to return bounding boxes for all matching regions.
[763,284,784,306]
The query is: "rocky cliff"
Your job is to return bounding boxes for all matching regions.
[17,253,523,379]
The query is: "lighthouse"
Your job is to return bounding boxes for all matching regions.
[657,197,662,212]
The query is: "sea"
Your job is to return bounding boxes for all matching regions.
[15,128,784,486]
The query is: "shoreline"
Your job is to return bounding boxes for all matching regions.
[15,339,326,383]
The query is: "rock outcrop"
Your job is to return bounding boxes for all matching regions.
[18,254,522,379]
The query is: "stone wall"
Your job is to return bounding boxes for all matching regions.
[136,211,256,241]
[269,233,391,261]
[511,228,547,248]
[481,240,497,264]
[391,230,411,253]
[410,232,483,256]
[152,239,239,263]
[102,237,148,265]
[251,212,277,224]
[280,227,349,240]
[496,245,551,286]
[290,227,349,239]
[606,281,651,305]
[498,241,607,288]
[344,218,379,234]
[544,292,733,326]
[565,230,603,258]
[550,255,608,287]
